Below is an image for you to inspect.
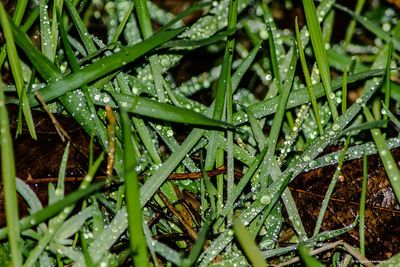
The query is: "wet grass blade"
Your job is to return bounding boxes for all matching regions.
[0,3,37,139]
[313,135,351,236]
[295,17,323,134]
[121,110,148,267]
[335,3,400,52]
[0,80,22,266]
[110,92,232,128]
[233,221,267,267]
[363,106,400,202]
[7,23,183,104]
[303,0,339,121]
[65,0,97,54]
[39,0,55,61]
[233,69,385,125]
[382,102,400,128]
[0,179,106,240]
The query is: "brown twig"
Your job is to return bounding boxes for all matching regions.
[34,91,70,142]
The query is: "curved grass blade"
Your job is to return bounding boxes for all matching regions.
[382,102,400,128]
[233,69,385,125]
[0,179,106,240]
[334,3,400,52]
[23,154,104,267]
[0,3,36,139]
[160,30,229,49]
[82,42,261,263]
[109,92,232,129]
[0,80,23,266]
[10,26,184,104]
[159,1,211,32]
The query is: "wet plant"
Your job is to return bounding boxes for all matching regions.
[0,0,399,266]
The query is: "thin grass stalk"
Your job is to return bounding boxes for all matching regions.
[0,80,22,267]
[342,66,348,114]
[344,0,366,47]
[384,41,393,130]
[313,135,351,236]
[360,153,367,256]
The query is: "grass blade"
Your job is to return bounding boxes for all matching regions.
[109,92,232,128]
[0,80,22,266]
[303,0,339,121]
[0,3,37,139]
[10,26,184,104]
[233,221,267,267]
[363,106,400,202]
[295,17,323,134]
[121,109,148,267]
[360,153,367,256]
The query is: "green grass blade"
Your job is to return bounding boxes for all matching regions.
[298,244,324,267]
[39,0,55,61]
[267,24,281,92]
[0,3,37,139]
[134,0,166,101]
[121,109,148,267]
[233,221,267,267]
[27,28,184,105]
[343,0,366,47]
[384,41,393,128]
[363,106,400,202]
[111,2,135,44]
[109,92,232,128]
[0,179,106,240]
[335,3,400,52]
[382,102,400,128]
[233,69,385,125]
[205,0,238,171]
[261,47,297,189]
[65,0,97,54]
[360,153,367,256]
[159,1,211,32]
[295,17,323,134]
[0,80,22,266]
[303,0,339,121]
[313,135,351,236]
